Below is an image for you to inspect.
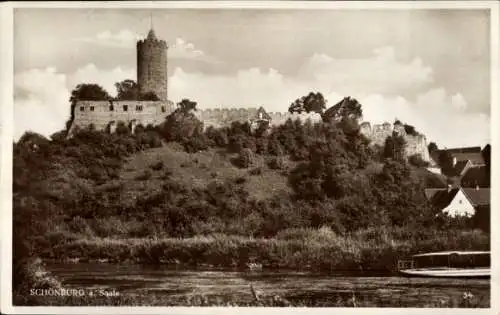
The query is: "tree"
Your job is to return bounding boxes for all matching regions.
[160,99,203,143]
[139,91,160,101]
[438,150,455,176]
[404,124,418,136]
[177,99,198,114]
[67,84,111,130]
[428,142,438,155]
[115,79,138,100]
[288,92,327,114]
[482,144,491,171]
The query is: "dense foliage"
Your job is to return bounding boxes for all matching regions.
[13,93,489,305]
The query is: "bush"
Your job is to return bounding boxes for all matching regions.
[408,154,429,167]
[268,156,285,170]
[115,121,130,135]
[235,148,254,168]
[249,167,262,176]
[183,135,209,153]
[150,161,164,171]
[135,170,152,181]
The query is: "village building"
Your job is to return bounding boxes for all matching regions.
[424,186,490,218]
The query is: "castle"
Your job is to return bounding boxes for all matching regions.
[360,121,430,162]
[69,28,175,135]
[68,27,430,162]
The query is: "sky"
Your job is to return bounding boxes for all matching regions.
[13,7,492,148]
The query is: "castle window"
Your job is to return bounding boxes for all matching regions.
[161,106,166,113]
[109,105,114,111]
[90,106,95,112]
[136,105,143,111]
[123,105,128,112]
[80,106,85,111]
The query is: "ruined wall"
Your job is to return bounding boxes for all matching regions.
[195,108,322,129]
[137,32,168,101]
[360,122,430,161]
[70,100,175,132]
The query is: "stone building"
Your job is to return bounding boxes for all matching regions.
[359,121,431,161]
[69,27,173,135]
[137,29,169,101]
[72,100,173,133]
[67,25,430,162]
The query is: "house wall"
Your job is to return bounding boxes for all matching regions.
[443,189,475,217]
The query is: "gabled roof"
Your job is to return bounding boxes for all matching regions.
[424,188,460,210]
[462,188,490,207]
[323,97,347,117]
[252,106,271,121]
[425,187,490,210]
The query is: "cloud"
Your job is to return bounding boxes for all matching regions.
[13,64,135,140]
[169,47,489,148]
[76,30,218,62]
[67,63,135,97]
[14,67,71,140]
[76,29,141,48]
[297,47,434,96]
[14,46,489,148]
[169,37,220,63]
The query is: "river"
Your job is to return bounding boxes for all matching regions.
[46,262,490,307]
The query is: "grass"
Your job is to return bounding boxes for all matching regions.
[120,142,293,201]
[43,227,489,272]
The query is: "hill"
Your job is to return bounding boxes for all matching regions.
[119,142,294,204]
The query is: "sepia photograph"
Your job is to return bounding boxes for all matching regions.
[1,1,499,313]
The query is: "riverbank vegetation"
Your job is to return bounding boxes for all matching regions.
[13,94,489,306]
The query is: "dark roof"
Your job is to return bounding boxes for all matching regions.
[450,152,485,165]
[424,188,459,210]
[425,187,490,209]
[461,166,489,187]
[462,188,490,207]
[253,106,271,121]
[445,147,482,154]
[323,97,348,118]
[454,160,471,176]
[147,29,157,40]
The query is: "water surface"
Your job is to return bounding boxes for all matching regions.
[47,263,490,307]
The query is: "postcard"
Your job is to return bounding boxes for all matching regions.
[1,1,498,314]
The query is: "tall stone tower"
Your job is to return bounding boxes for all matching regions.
[136,28,168,101]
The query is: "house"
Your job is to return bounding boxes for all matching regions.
[430,145,488,178]
[424,186,490,217]
[250,106,272,123]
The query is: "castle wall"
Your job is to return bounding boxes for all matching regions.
[360,122,430,161]
[196,108,322,129]
[71,100,174,132]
